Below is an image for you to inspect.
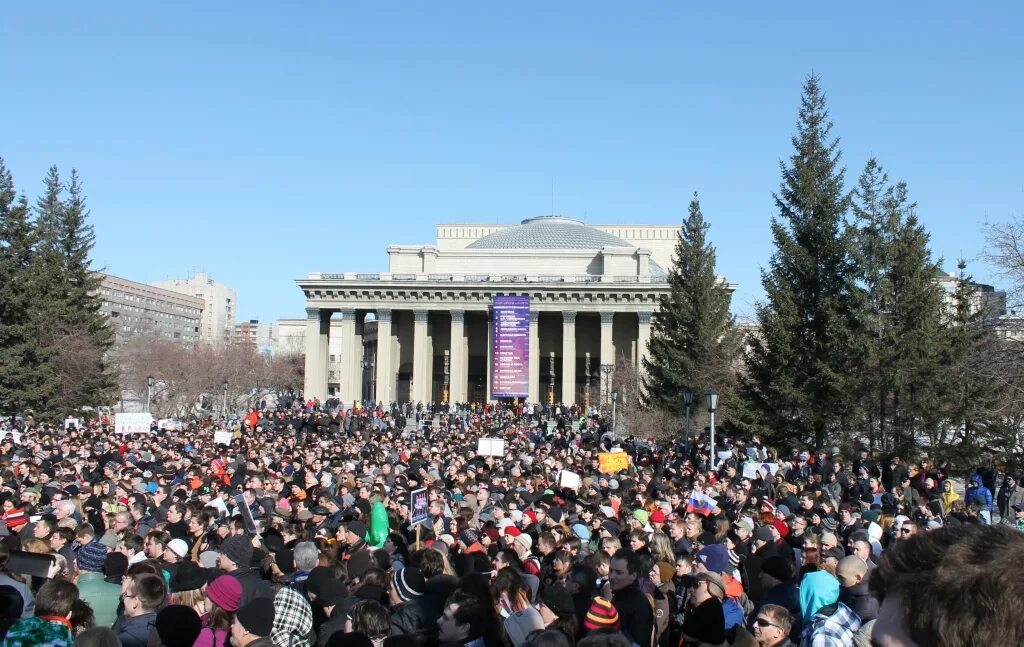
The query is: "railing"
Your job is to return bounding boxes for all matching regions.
[310,272,659,284]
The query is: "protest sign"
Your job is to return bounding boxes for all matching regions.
[477,438,505,457]
[559,470,581,489]
[233,493,258,536]
[214,431,233,446]
[598,451,631,473]
[64,418,80,431]
[410,488,429,526]
[114,413,154,435]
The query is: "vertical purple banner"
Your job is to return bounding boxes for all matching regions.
[492,295,530,398]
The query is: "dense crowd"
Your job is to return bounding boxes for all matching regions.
[0,399,1022,647]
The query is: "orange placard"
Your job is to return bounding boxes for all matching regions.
[598,451,631,473]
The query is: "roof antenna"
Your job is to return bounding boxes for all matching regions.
[551,177,555,216]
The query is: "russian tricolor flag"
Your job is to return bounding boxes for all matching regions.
[686,492,717,517]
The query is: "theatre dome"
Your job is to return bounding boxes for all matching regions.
[467,216,634,251]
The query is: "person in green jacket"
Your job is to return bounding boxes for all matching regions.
[75,553,126,628]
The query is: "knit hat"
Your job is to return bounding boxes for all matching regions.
[154,604,202,647]
[650,510,665,524]
[760,555,793,583]
[236,597,275,637]
[696,543,728,574]
[392,567,425,602]
[694,571,727,600]
[219,535,253,568]
[771,520,790,538]
[167,538,189,559]
[206,574,243,612]
[77,540,108,572]
[632,509,649,525]
[513,533,533,551]
[345,520,367,540]
[583,596,620,631]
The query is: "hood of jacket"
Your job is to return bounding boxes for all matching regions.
[800,571,839,620]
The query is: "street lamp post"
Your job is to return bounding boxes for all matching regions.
[611,389,619,441]
[222,381,228,420]
[682,387,694,439]
[146,376,155,413]
[600,363,613,408]
[705,387,719,469]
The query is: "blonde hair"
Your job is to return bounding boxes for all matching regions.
[171,587,206,614]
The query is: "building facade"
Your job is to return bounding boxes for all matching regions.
[151,272,237,344]
[97,273,204,344]
[298,216,734,405]
[234,319,277,352]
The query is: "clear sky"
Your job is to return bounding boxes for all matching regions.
[3,3,1022,322]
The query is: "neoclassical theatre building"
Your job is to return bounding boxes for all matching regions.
[297,216,732,405]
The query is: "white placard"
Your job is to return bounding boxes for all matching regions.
[214,431,233,446]
[64,418,81,431]
[114,413,154,435]
[559,470,581,489]
[0,430,22,444]
[742,462,780,480]
[477,438,505,457]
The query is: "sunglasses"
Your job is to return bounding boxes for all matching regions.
[755,618,779,629]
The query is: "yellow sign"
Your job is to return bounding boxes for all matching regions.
[598,451,631,473]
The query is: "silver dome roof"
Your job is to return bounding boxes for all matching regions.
[467,216,634,250]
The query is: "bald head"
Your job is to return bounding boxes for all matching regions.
[837,555,867,588]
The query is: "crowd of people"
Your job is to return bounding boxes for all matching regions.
[0,398,1022,647]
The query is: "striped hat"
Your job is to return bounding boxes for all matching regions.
[391,567,425,602]
[584,596,620,631]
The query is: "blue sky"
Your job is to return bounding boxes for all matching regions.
[2,3,1022,321]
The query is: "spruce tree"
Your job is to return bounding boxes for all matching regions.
[56,170,116,409]
[743,75,864,448]
[851,159,950,454]
[643,193,741,420]
[32,167,115,416]
[0,157,41,413]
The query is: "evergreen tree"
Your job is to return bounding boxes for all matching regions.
[883,185,947,452]
[743,75,864,448]
[850,159,950,454]
[31,167,115,416]
[54,170,116,409]
[0,157,41,413]
[941,260,996,461]
[643,193,741,421]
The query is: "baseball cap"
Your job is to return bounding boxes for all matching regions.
[733,517,754,533]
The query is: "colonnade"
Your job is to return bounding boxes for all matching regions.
[303,306,652,405]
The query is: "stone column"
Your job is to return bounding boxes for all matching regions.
[337,308,358,404]
[528,311,540,403]
[637,311,652,374]
[303,307,330,401]
[486,308,494,402]
[562,311,577,405]
[600,310,614,401]
[412,309,430,403]
[374,309,393,403]
[450,310,467,403]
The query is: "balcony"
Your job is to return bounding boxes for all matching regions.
[306,272,659,284]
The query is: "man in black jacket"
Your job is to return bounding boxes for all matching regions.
[606,549,655,647]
